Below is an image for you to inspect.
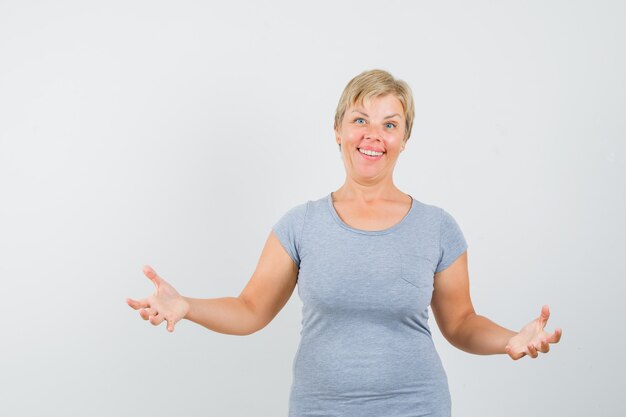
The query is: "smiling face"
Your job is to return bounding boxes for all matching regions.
[335,94,407,183]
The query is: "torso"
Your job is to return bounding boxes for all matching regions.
[330,191,413,231]
[287,194,451,416]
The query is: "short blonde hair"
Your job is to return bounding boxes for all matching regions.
[334,69,415,142]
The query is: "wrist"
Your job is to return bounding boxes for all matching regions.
[181,296,192,320]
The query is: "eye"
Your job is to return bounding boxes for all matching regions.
[354,118,366,125]
[385,122,397,129]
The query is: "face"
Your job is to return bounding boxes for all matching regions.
[335,94,407,183]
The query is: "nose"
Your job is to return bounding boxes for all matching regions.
[365,123,383,140]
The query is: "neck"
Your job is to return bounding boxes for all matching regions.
[333,177,405,204]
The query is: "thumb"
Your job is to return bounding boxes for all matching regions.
[143,265,163,289]
[539,304,550,327]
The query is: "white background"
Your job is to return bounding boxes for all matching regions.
[1,1,624,416]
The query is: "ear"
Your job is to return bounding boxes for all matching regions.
[334,125,341,145]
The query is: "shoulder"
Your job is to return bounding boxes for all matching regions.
[408,197,465,232]
[282,200,310,217]
[280,193,329,218]
[273,194,328,227]
[273,201,309,230]
[409,196,447,220]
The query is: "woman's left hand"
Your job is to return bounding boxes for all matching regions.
[505,305,562,360]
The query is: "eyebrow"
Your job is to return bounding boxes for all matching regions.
[351,110,401,119]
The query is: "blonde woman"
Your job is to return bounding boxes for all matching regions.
[127,69,562,417]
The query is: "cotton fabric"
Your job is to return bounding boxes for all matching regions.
[272,193,468,417]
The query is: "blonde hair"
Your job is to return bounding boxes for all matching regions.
[334,69,415,142]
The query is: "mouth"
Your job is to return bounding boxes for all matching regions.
[358,147,385,160]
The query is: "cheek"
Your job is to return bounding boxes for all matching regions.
[390,131,406,146]
[341,128,362,143]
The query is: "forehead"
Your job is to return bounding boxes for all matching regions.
[349,94,405,116]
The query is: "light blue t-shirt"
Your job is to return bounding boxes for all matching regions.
[272,193,468,417]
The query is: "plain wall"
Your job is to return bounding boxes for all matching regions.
[1,1,624,416]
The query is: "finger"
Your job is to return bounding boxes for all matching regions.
[126,298,149,310]
[143,265,163,289]
[505,345,515,360]
[150,313,165,326]
[548,328,562,344]
[528,343,538,359]
[139,309,149,320]
[140,307,157,320]
[539,338,550,353]
[166,317,178,333]
[506,345,525,360]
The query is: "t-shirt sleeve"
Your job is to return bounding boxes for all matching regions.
[271,202,308,268]
[435,207,468,273]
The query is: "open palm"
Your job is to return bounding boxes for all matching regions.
[126,265,189,332]
[505,305,562,360]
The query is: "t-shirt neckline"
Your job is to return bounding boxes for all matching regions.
[327,192,415,236]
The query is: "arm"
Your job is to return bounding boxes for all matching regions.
[183,230,298,335]
[430,251,515,355]
[127,230,298,336]
[430,251,562,359]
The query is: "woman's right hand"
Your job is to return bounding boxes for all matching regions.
[126,265,190,332]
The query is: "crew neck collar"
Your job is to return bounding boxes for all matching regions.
[327,192,415,235]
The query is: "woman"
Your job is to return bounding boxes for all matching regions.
[127,69,562,417]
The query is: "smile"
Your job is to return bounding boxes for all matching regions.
[358,148,385,160]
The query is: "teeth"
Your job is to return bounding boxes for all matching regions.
[359,148,384,157]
